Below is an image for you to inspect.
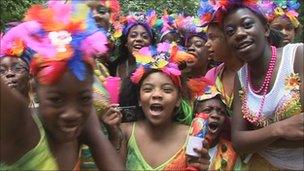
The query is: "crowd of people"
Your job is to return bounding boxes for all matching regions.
[0,0,303,170]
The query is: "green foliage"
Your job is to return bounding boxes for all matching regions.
[0,0,45,31]
[1,0,303,41]
[119,0,199,16]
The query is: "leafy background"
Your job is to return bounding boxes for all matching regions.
[0,0,303,41]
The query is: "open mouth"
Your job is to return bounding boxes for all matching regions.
[133,44,144,51]
[208,122,219,134]
[149,104,164,116]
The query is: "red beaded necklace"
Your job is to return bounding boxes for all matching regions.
[242,46,277,123]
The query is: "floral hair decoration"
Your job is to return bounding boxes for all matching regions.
[0,35,34,66]
[122,10,157,37]
[187,76,213,99]
[261,0,300,28]
[197,0,217,26]
[4,1,109,85]
[154,10,179,41]
[205,0,274,25]
[130,42,195,87]
[181,16,207,44]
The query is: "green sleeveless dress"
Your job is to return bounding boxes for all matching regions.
[0,114,58,170]
[126,123,189,171]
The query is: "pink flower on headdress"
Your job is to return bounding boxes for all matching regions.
[131,66,145,84]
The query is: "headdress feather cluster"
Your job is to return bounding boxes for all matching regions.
[122,10,157,37]
[131,42,195,87]
[154,10,178,41]
[260,0,300,28]
[2,0,108,85]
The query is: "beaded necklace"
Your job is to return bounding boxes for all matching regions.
[241,46,277,123]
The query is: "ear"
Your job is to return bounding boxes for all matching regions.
[264,24,270,38]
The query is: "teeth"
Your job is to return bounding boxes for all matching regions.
[150,105,163,111]
[61,126,78,133]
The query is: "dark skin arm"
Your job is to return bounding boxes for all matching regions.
[101,106,129,163]
[270,43,304,148]
[232,45,304,153]
[0,78,39,163]
[80,107,125,170]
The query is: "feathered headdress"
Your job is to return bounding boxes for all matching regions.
[100,0,121,23]
[179,16,207,43]
[122,10,157,37]
[261,0,300,28]
[204,0,271,24]
[154,10,179,41]
[0,26,34,65]
[3,0,108,85]
[130,42,195,87]
[187,77,213,99]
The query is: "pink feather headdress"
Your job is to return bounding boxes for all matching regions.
[4,0,109,85]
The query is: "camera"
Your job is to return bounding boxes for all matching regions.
[117,106,137,122]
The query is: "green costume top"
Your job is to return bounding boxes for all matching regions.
[0,114,58,170]
[126,123,188,171]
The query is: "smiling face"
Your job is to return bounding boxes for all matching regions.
[126,25,152,54]
[205,24,228,62]
[37,70,93,142]
[223,8,269,62]
[195,98,227,137]
[0,57,29,96]
[139,72,180,125]
[270,16,296,46]
[185,36,208,72]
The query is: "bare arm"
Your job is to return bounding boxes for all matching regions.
[100,106,130,163]
[270,43,304,148]
[80,108,125,170]
[0,78,32,139]
[1,78,39,163]
[293,44,303,110]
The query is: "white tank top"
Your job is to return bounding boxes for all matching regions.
[238,43,303,170]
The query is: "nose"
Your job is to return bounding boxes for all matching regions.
[152,89,163,100]
[5,69,16,78]
[281,29,288,36]
[187,44,195,53]
[59,105,83,124]
[209,110,221,120]
[134,35,144,42]
[235,27,247,41]
[205,39,211,48]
